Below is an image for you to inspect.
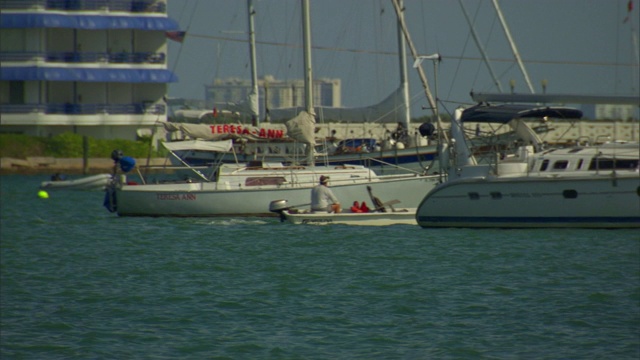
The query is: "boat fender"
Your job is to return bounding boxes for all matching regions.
[119,156,136,173]
[419,122,435,137]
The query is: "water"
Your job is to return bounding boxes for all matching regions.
[1,174,639,359]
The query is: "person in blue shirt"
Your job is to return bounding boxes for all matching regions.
[310,175,341,213]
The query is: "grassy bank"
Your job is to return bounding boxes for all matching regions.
[0,133,165,159]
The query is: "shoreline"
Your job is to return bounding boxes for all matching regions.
[1,157,167,175]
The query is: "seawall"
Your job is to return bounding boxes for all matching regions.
[0,157,168,175]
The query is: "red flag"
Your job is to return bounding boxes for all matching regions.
[165,31,186,43]
[623,0,634,23]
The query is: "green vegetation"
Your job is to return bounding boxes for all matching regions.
[0,133,165,158]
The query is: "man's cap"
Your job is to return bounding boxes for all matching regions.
[320,175,330,183]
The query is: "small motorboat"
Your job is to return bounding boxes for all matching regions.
[40,173,112,191]
[269,199,416,226]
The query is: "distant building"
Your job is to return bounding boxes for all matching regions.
[205,75,341,116]
[581,104,638,120]
[0,0,179,141]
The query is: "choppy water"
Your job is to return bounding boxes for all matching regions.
[1,174,639,359]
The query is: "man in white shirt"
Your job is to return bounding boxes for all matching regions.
[310,175,341,213]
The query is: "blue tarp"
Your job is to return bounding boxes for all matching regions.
[1,66,178,83]
[1,13,179,30]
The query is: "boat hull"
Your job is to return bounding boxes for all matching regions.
[283,209,417,226]
[40,174,112,191]
[416,174,640,228]
[115,176,438,217]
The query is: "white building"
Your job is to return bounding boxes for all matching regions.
[205,75,341,121]
[0,0,179,141]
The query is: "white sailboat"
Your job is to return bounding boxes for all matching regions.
[415,103,640,228]
[106,0,440,218]
[164,0,438,175]
[389,0,640,228]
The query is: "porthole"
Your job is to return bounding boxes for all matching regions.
[563,190,578,199]
[540,159,550,171]
[468,192,480,200]
[490,192,502,199]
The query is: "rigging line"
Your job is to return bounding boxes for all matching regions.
[185,33,638,68]
[170,0,199,74]
[446,0,477,102]
[212,6,242,84]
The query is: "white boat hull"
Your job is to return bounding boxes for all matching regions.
[282,209,417,226]
[114,176,438,217]
[40,174,112,191]
[416,175,640,228]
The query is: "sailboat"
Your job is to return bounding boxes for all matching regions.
[105,0,440,217]
[414,103,640,228]
[398,0,640,229]
[163,0,439,175]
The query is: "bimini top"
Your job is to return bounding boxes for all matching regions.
[460,103,583,123]
[0,13,179,30]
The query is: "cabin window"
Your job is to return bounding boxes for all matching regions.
[563,190,578,199]
[589,158,639,171]
[576,159,584,170]
[553,160,569,170]
[490,192,502,199]
[468,192,480,200]
[245,177,287,186]
[539,159,550,171]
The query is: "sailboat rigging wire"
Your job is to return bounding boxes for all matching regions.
[169,0,200,75]
[184,32,637,68]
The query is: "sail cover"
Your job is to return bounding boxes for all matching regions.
[285,111,316,144]
[163,122,286,141]
[161,139,233,152]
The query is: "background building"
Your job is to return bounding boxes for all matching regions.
[205,75,341,119]
[0,0,179,141]
[581,104,638,121]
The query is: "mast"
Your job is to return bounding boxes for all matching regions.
[492,0,535,93]
[391,0,449,181]
[458,0,504,93]
[302,0,314,116]
[396,0,411,130]
[301,0,315,166]
[390,0,446,142]
[247,0,260,125]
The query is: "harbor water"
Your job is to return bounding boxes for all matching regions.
[1,174,639,359]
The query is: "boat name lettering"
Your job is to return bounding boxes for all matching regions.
[209,124,285,139]
[157,193,196,200]
[302,219,333,224]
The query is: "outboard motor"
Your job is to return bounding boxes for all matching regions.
[269,199,291,222]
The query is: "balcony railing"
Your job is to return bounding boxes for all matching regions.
[0,103,166,115]
[1,51,166,65]
[0,0,167,13]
